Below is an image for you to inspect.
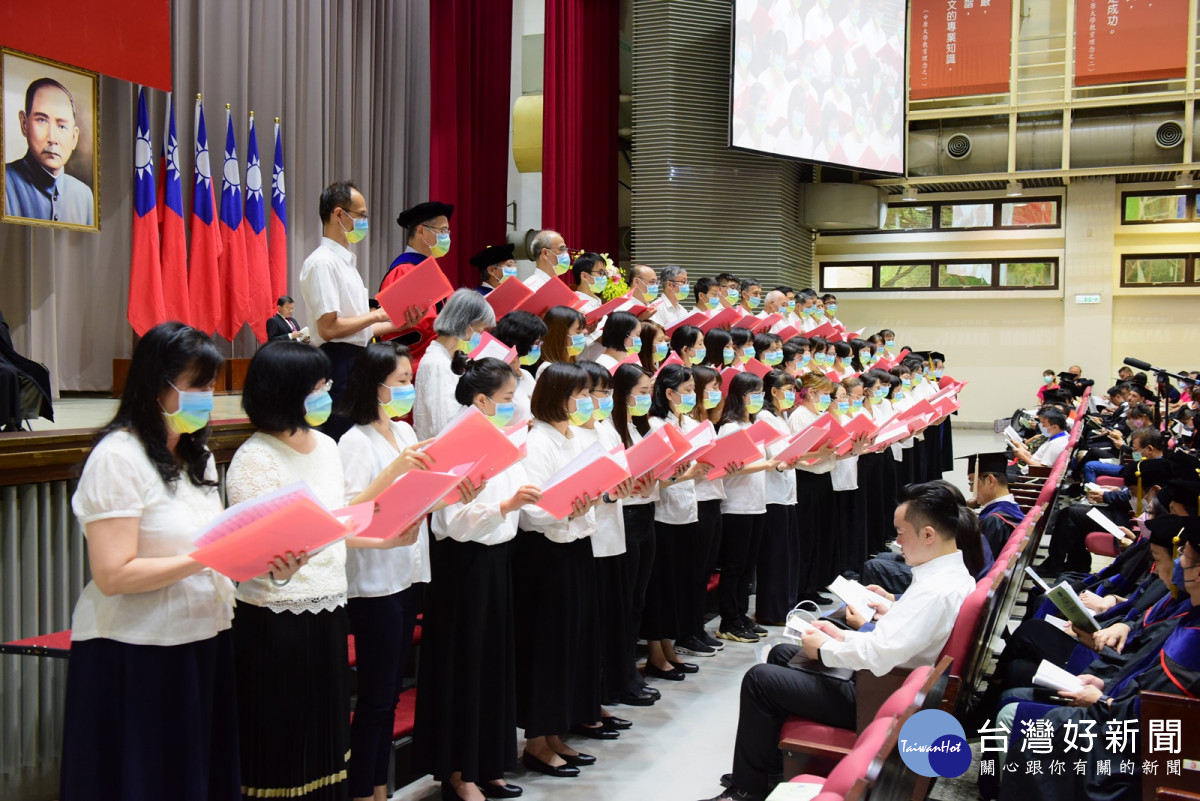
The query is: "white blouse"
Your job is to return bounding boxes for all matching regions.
[338,421,430,598]
[514,368,537,423]
[759,409,797,506]
[829,412,860,492]
[70,431,234,646]
[227,431,348,614]
[413,340,461,440]
[595,352,621,372]
[718,419,767,515]
[576,424,627,557]
[609,419,660,507]
[432,461,527,546]
[648,414,698,525]
[518,420,597,543]
[788,406,836,476]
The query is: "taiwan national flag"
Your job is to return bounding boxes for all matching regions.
[188,98,223,336]
[269,119,288,301]
[158,93,191,325]
[243,113,272,343]
[128,87,166,336]
[216,107,251,342]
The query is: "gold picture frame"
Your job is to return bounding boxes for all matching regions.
[1,48,100,232]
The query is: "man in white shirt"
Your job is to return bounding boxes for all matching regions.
[298,181,396,436]
[820,293,843,328]
[701,481,977,801]
[651,264,692,329]
[522,229,571,291]
[1012,406,1070,469]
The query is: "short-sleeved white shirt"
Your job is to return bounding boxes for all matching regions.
[299,237,371,347]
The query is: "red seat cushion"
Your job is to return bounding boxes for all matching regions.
[939,579,989,669]
[1,629,72,653]
[779,718,858,754]
[875,665,931,722]
[1096,475,1124,488]
[393,689,416,739]
[1086,531,1120,558]
[822,717,893,795]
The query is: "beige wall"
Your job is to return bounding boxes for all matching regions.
[818,176,1200,425]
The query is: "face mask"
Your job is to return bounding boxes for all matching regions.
[764,350,783,366]
[501,265,519,281]
[567,333,586,356]
[459,331,483,354]
[799,353,811,366]
[1172,557,1185,592]
[912,374,924,385]
[746,296,761,310]
[875,388,889,401]
[851,397,864,410]
[653,342,669,362]
[704,389,722,409]
[1038,424,1050,436]
[1132,450,1144,462]
[554,251,572,275]
[162,383,214,434]
[780,390,796,410]
[806,306,819,316]
[901,378,912,388]
[676,283,691,300]
[569,396,595,426]
[836,400,851,414]
[631,394,652,416]
[704,295,719,310]
[1130,419,1147,430]
[690,347,707,365]
[742,346,756,363]
[304,387,333,427]
[719,347,734,365]
[594,395,615,422]
[1043,376,1054,385]
[627,335,643,355]
[520,345,542,366]
[885,341,896,351]
[786,300,797,313]
[826,304,838,314]
[675,392,697,414]
[341,213,369,244]
[817,394,831,411]
[644,283,660,300]
[747,392,765,414]
[487,399,516,428]
[380,383,416,418]
[935,369,944,378]
[858,352,870,365]
[589,273,608,292]
[726,287,739,301]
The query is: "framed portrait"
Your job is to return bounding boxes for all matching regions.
[1,49,99,232]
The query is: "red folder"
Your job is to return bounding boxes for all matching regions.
[584,296,649,326]
[832,413,877,455]
[656,421,717,478]
[615,427,677,478]
[534,448,631,519]
[751,313,783,333]
[423,408,523,502]
[745,358,772,378]
[931,394,960,416]
[655,352,686,374]
[516,275,586,317]
[665,310,712,335]
[485,277,534,319]
[809,412,847,446]
[825,371,842,383]
[375,256,454,325]
[720,366,745,396]
[745,419,788,447]
[774,424,833,464]
[734,314,762,331]
[698,428,764,479]
[774,324,801,341]
[660,422,694,461]
[808,321,837,339]
[699,306,742,333]
[869,416,912,451]
[339,462,476,539]
[608,353,640,375]
[468,331,517,364]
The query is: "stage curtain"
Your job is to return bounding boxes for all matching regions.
[542,0,619,259]
[429,0,514,289]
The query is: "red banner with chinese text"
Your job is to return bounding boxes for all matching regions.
[909,0,1011,101]
[1074,0,1188,87]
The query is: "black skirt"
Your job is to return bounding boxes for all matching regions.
[60,631,241,801]
[595,552,631,701]
[755,503,800,623]
[795,470,836,594]
[415,537,518,783]
[233,602,351,801]
[833,486,867,578]
[856,451,892,556]
[512,531,600,738]
[641,521,691,640]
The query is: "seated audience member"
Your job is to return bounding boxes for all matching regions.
[700,481,977,801]
[1075,403,1153,483]
[1010,406,1069,471]
[0,307,53,430]
[1037,369,1060,404]
[267,295,309,342]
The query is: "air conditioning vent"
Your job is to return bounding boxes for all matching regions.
[1155,121,1184,149]
[946,133,972,160]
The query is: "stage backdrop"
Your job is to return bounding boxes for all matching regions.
[909,0,1011,100]
[1074,0,1189,86]
[0,0,431,392]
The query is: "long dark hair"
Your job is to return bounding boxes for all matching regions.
[612,363,650,446]
[669,325,703,360]
[648,363,693,424]
[637,321,665,373]
[691,364,721,423]
[761,369,791,416]
[703,328,733,367]
[338,341,412,426]
[98,322,223,488]
[719,371,762,428]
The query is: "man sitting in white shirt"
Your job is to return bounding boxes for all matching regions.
[1011,406,1070,469]
[701,481,978,801]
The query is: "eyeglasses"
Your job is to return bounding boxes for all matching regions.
[422,223,450,234]
[342,209,369,220]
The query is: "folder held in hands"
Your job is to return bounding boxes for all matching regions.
[697,428,764,480]
[534,443,631,519]
[375,257,454,324]
[423,408,523,503]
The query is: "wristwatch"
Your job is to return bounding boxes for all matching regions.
[602,492,618,504]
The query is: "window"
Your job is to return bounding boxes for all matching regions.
[883,205,933,231]
[939,204,995,229]
[819,257,1060,292]
[1120,255,1190,286]
[1001,201,1058,226]
[1122,192,1190,223]
[826,196,1062,235]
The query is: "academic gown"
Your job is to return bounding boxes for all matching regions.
[380,250,437,361]
[980,499,1025,559]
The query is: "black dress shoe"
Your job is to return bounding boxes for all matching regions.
[646,662,686,681]
[642,684,662,699]
[442,783,465,801]
[521,751,580,777]
[669,659,699,673]
[570,722,619,740]
[480,781,524,798]
[602,715,632,730]
[618,689,657,706]
[557,751,596,766]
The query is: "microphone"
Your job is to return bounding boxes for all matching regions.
[1123,357,1153,371]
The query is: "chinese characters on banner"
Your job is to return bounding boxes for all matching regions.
[1074,0,1189,86]
[909,0,1011,100]
[978,717,1185,780]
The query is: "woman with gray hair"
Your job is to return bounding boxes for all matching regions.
[413,289,496,439]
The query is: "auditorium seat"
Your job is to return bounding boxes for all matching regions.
[1095,475,1123,488]
[1085,531,1121,558]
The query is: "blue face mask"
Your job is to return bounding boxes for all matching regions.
[1039,424,1050,436]
[826,304,838,314]
[816,394,831,411]
[704,295,719,310]
[520,345,542,366]
[690,347,707,365]
[676,392,697,414]
[799,353,811,366]
[746,392,765,414]
[594,395,615,421]
[653,342,669,362]
[704,389,722,409]
[780,390,796,409]
[935,369,944,378]
[460,331,483,354]
[676,283,691,300]
[162,383,215,434]
[764,350,783,366]
[627,335,643,355]
[589,273,608,292]
[726,287,740,301]
[304,387,333,426]
[742,346,756,363]
[432,231,450,255]
[501,265,519,281]
[836,400,851,414]
[644,283,661,300]
[851,397,864,410]
[723,347,736,365]
[380,383,416,418]
[746,296,761,310]
[487,399,516,428]
[555,251,572,274]
[567,333,586,356]
[568,395,595,426]
[631,394,652,416]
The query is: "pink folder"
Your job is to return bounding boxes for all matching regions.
[832,413,877,456]
[608,353,640,375]
[773,424,833,464]
[698,429,764,479]
[534,451,631,519]
[190,496,359,582]
[659,422,694,462]
[825,371,842,383]
[699,306,742,333]
[516,276,585,317]
[807,321,837,339]
[375,257,454,324]
[485,277,535,319]
[745,418,788,447]
[656,421,717,478]
[744,358,771,378]
[655,352,686,374]
[665,310,712,335]
[423,408,523,503]
[751,313,783,334]
[336,463,477,540]
[615,427,677,479]
[720,366,745,396]
[774,324,801,341]
[468,331,518,364]
[870,417,913,451]
[584,296,649,326]
[809,412,848,446]
[734,314,761,331]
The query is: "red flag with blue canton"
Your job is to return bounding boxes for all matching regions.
[188,97,224,336]
[128,87,166,336]
[157,93,191,325]
[216,106,251,342]
[243,113,272,342]
[269,119,288,301]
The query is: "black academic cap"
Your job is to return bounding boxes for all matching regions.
[957,451,1009,477]
[1168,450,1200,480]
[1145,514,1187,549]
[1157,479,1200,517]
[1121,458,1176,489]
[1180,516,1200,551]
[930,351,945,363]
[909,350,932,361]
[396,201,454,230]
[1056,371,1076,382]
[469,243,516,269]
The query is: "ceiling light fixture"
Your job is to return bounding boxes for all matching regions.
[1175,171,1194,189]
[1005,180,1023,197]
[901,185,917,201]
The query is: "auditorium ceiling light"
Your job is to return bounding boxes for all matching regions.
[1005,180,1023,197]
[901,185,917,201]
[1175,171,1194,189]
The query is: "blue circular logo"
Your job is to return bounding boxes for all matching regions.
[897,709,970,778]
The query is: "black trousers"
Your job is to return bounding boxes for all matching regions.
[621,504,656,693]
[859,551,914,595]
[718,512,766,629]
[319,341,362,441]
[1044,503,1129,573]
[730,643,857,794]
[693,499,724,635]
